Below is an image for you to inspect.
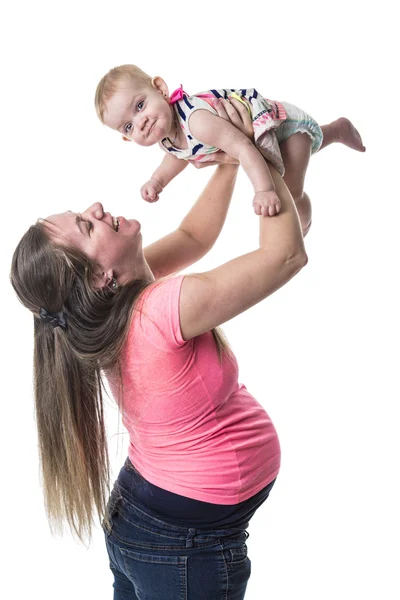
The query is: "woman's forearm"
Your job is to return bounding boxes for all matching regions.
[259,165,306,258]
[179,164,239,251]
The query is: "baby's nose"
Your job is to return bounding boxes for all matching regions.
[137,115,148,131]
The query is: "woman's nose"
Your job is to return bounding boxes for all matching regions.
[83,202,104,219]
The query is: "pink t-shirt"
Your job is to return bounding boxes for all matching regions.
[116,275,281,505]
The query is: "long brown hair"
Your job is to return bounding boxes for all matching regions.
[10,222,150,541]
[10,222,230,542]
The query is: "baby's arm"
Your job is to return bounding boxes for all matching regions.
[189,109,280,216]
[141,154,188,202]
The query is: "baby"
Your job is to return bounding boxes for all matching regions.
[95,64,365,229]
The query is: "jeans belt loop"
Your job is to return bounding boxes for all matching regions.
[185,528,196,548]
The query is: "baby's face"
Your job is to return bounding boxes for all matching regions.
[103,79,174,147]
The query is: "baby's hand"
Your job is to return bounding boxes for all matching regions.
[140,178,163,203]
[252,190,281,217]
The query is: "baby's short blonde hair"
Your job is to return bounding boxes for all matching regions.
[95,64,153,123]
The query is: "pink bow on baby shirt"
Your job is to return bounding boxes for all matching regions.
[169,84,188,104]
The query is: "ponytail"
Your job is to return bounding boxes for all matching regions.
[11,223,149,541]
[34,319,109,540]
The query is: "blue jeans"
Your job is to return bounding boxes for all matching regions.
[103,464,256,599]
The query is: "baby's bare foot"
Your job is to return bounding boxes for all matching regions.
[334,117,366,152]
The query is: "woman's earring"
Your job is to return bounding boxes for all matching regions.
[111,277,118,291]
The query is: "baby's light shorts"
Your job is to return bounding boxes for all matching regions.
[276,101,323,154]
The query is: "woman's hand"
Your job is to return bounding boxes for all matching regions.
[214,97,254,141]
[188,152,239,168]
[189,96,254,169]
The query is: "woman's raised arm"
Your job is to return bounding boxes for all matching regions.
[144,98,253,279]
[143,162,239,279]
[179,165,308,340]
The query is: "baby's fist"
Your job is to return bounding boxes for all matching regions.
[141,179,163,203]
[252,190,281,217]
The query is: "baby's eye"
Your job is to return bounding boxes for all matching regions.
[87,221,93,233]
[137,101,144,111]
[124,122,133,134]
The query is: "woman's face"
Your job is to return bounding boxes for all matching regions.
[44,202,144,286]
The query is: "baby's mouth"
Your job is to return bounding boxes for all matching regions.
[112,217,120,232]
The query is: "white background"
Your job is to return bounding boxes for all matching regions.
[1,1,399,598]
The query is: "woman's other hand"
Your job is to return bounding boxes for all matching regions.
[188,96,254,169]
[214,97,254,141]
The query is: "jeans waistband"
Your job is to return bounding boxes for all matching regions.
[105,459,250,544]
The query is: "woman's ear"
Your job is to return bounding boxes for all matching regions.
[152,76,169,99]
[93,270,114,290]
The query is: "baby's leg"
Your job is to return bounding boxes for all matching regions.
[279,132,313,236]
[319,118,365,152]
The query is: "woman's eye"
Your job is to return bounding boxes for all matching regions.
[124,122,132,133]
[137,101,144,111]
[87,221,93,233]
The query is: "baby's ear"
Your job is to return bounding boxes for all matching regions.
[122,136,131,142]
[152,76,169,98]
